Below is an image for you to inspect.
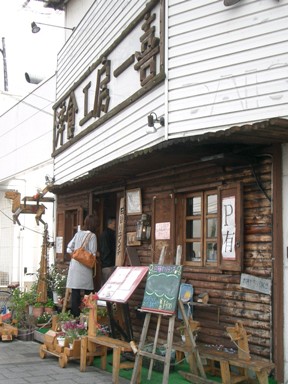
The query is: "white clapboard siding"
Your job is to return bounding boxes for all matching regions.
[54,85,165,185]
[54,0,288,183]
[167,0,288,137]
[56,0,145,99]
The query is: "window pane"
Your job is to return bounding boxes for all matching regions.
[187,196,201,216]
[186,242,201,261]
[207,218,217,238]
[186,220,201,238]
[207,194,217,214]
[206,242,217,262]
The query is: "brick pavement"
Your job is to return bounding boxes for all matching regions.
[0,339,130,384]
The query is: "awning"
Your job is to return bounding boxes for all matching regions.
[51,118,288,193]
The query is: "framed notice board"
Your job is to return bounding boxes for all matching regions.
[141,264,183,315]
[97,266,149,303]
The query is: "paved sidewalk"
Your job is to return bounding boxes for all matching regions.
[0,339,130,384]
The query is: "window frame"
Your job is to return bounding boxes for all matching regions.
[179,182,243,271]
[183,190,218,268]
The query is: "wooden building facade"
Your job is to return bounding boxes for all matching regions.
[48,0,288,381]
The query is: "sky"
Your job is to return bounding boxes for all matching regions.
[0,0,65,96]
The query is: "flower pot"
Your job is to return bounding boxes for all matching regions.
[52,291,59,304]
[32,306,44,318]
[44,307,54,315]
[57,337,66,347]
[17,328,34,341]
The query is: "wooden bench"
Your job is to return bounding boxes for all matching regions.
[173,341,275,384]
[198,345,275,384]
[173,320,275,384]
[80,335,134,384]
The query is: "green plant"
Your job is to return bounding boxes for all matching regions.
[37,312,52,325]
[46,264,67,297]
[24,285,38,305]
[44,298,54,308]
[57,310,74,322]
[33,301,44,308]
[10,288,37,330]
[97,306,107,318]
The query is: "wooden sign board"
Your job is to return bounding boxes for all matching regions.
[240,273,271,295]
[115,197,125,266]
[97,266,149,303]
[141,264,183,315]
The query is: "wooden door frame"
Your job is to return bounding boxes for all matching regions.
[272,144,284,382]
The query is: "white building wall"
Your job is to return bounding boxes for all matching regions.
[64,0,94,36]
[167,0,288,136]
[57,0,146,99]
[54,85,165,184]
[0,75,56,181]
[0,76,56,289]
[53,0,288,185]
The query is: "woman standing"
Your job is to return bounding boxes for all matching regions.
[66,214,97,317]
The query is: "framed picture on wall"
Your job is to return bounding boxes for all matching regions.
[126,188,142,215]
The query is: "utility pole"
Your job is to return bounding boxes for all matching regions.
[0,37,8,92]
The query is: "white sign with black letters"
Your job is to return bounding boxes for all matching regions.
[221,196,236,259]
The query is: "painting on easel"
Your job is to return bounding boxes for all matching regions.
[141,264,183,315]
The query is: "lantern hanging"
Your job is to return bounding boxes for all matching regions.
[136,214,151,241]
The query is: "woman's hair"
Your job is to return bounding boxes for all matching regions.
[83,214,97,232]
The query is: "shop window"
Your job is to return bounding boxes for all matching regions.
[179,183,243,271]
[184,191,218,267]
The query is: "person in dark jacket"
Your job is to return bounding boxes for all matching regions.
[99,217,116,285]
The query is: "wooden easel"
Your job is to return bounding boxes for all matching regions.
[130,245,207,384]
[130,299,206,384]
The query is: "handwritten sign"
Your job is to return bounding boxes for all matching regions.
[221,196,236,259]
[240,273,271,295]
[155,222,170,240]
[141,264,183,315]
[115,197,125,266]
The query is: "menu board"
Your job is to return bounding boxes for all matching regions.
[141,264,183,315]
[97,266,149,303]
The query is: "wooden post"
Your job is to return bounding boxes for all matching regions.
[37,224,48,303]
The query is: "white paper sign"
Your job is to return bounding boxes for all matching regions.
[221,196,236,259]
[56,237,63,253]
[155,222,170,240]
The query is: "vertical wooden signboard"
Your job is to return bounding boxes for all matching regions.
[115,197,125,266]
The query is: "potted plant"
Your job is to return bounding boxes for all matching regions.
[36,312,52,328]
[54,310,74,332]
[62,320,87,348]
[9,288,37,341]
[46,264,67,303]
[32,301,44,318]
[44,298,54,314]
